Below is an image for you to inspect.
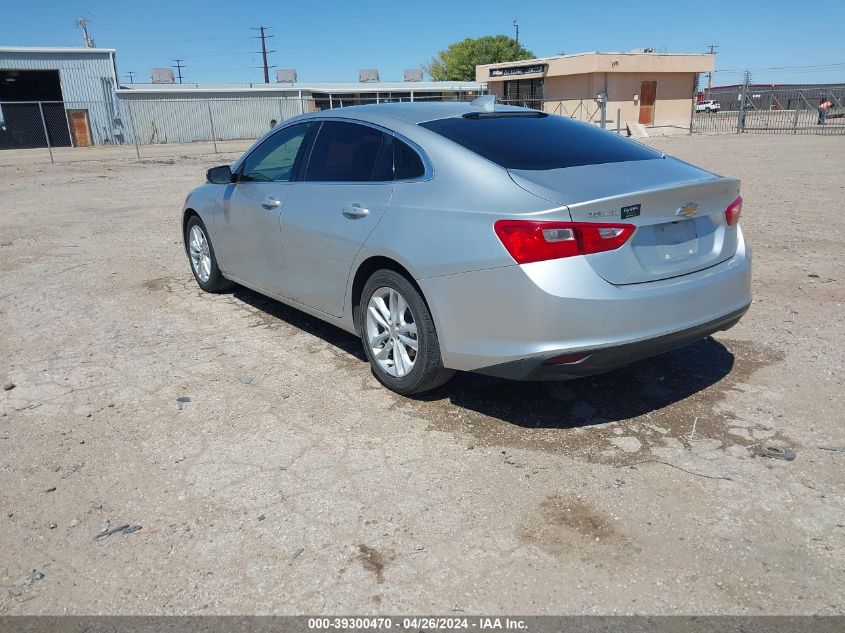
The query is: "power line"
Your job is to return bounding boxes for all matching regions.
[716,61,845,73]
[172,58,186,84]
[148,35,253,43]
[186,66,264,74]
[251,26,275,84]
[118,51,260,64]
[125,71,136,84]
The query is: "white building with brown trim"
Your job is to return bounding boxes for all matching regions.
[477,50,714,132]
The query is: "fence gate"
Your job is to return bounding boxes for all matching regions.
[693,86,845,135]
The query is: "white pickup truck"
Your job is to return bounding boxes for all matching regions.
[696,100,722,113]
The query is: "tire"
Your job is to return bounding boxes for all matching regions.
[359,269,454,395]
[185,215,233,293]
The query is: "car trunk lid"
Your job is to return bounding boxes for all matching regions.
[509,158,741,285]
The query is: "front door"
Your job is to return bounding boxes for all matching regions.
[217,122,313,293]
[639,80,657,125]
[280,120,394,317]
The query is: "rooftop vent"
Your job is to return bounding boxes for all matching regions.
[359,68,380,83]
[630,47,656,54]
[151,68,174,84]
[404,68,423,82]
[276,68,297,83]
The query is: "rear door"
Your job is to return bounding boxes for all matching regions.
[279,120,394,317]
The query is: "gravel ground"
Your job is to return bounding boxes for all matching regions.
[0,133,843,615]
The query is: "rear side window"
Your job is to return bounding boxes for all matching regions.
[394,138,425,180]
[419,113,661,170]
[304,121,392,182]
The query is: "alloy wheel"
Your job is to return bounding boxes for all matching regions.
[365,287,419,377]
[189,225,212,283]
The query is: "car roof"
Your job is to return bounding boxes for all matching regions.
[238,101,529,173]
[238,101,543,175]
[294,101,531,126]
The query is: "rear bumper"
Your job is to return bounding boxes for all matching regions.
[419,227,752,374]
[475,304,748,380]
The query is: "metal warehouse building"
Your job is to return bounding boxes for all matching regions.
[0,45,483,149]
[115,81,483,145]
[0,46,120,149]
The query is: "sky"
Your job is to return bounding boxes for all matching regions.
[1,0,844,86]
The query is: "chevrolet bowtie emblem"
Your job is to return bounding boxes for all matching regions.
[677,202,700,218]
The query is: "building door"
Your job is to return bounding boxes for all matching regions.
[639,80,657,125]
[67,110,92,147]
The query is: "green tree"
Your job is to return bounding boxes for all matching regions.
[423,35,535,81]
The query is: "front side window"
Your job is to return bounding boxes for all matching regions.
[241,122,311,182]
[304,121,392,182]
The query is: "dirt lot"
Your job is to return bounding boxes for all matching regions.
[1,134,843,615]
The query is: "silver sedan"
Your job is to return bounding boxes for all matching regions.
[183,100,751,394]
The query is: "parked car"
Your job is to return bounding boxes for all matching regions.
[696,100,722,113]
[183,100,751,394]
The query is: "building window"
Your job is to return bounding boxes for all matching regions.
[503,79,544,110]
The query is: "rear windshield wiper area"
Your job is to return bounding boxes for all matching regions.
[462,111,549,119]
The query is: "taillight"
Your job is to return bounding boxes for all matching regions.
[725,196,743,226]
[494,220,635,264]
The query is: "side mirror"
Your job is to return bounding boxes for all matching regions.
[206,165,234,184]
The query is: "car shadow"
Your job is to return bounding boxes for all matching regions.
[233,286,367,360]
[233,287,735,428]
[421,337,735,429]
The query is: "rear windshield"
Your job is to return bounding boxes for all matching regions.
[419,113,662,170]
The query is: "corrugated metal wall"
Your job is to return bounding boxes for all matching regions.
[119,96,306,143]
[0,50,116,101]
[0,50,118,145]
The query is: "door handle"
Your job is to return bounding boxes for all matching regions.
[261,197,281,210]
[342,204,369,219]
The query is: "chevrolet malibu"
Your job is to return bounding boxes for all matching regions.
[182,100,751,394]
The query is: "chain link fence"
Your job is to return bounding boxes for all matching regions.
[0,97,311,164]
[4,88,839,165]
[692,87,845,135]
[0,95,635,165]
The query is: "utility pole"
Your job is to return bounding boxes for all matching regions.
[513,18,519,44]
[737,69,751,134]
[705,43,718,91]
[252,26,275,84]
[75,17,95,48]
[172,59,186,84]
[126,71,136,84]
